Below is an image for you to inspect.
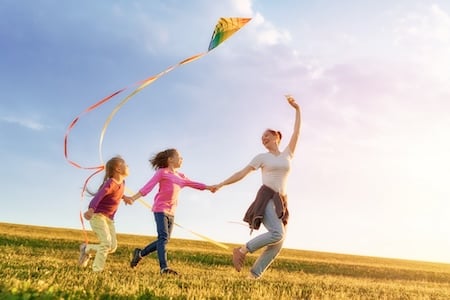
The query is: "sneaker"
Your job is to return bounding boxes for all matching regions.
[130,248,142,268]
[232,247,246,272]
[248,271,260,280]
[78,243,90,267]
[160,268,178,275]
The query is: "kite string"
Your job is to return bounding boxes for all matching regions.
[63,63,185,244]
[64,17,251,171]
[65,17,251,247]
[64,87,130,244]
[97,52,206,163]
[67,52,209,246]
[135,197,229,250]
[64,88,127,170]
[79,166,105,244]
[94,52,237,250]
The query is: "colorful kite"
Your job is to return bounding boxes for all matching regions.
[208,17,252,51]
[64,17,251,246]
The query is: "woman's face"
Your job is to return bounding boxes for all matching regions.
[261,130,279,149]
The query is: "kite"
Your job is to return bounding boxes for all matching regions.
[64,17,251,247]
[208,17,252,51]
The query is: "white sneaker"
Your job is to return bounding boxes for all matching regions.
[78,243,90,267]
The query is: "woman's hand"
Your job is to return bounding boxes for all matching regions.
[206,185,220,193]
[286,95,299,110]
[286,95,301,154]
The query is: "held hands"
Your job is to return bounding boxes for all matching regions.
[207,184,224,193]
[206,185,220,193]
[123,195,134,205]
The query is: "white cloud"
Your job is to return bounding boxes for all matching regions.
[395,4,450,43]
[248,13,292,46]
[230,0,253,15]
[0,116,46,131]
[393,4,450,75]
[430,4,450,42]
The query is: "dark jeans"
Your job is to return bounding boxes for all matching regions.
[140,212,174,270]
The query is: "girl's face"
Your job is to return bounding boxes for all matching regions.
[116,160,129,177]
[261,130,279,149]
[169,151,183,168]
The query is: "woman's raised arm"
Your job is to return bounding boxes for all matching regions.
[286,96,301,154]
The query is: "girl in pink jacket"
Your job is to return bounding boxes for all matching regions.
[124,148,214,275]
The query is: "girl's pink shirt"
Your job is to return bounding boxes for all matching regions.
[139,168,206,215]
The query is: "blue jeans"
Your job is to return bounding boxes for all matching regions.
[246,199,286,278]
[140,212,174,270]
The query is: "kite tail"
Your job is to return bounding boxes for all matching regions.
[64,17,251,245]
[78,166,105,244]
[135,197,228,250]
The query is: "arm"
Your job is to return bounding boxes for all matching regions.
[88,181,110,211]
[286,96,301,154]
[125,191,143,202]
[123,170,161,203]
[178,172,208,190]
[84,179,112,219]
[216,165,255,189]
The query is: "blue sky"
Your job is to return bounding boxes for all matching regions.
[1,0,449,263]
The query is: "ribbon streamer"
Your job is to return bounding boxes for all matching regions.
[65,17,251,248]
[136,196,229,250]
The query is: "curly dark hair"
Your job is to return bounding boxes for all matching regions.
[150,148,177,169]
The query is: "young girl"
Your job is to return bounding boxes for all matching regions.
[213,95,301,279]
[123,148,214,275]
[78,156,129,272]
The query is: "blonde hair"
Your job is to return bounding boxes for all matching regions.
[87,156,125,196]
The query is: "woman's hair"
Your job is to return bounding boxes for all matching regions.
[87,156,125,196]
[266,129,282,141]
[150,148,177,170]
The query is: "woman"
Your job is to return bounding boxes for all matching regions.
[214,95,301,279]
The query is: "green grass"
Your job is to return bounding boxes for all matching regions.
[1,222,450,299]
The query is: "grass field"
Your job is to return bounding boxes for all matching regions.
[1,222,450,299]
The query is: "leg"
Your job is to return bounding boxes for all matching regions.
[247,200,286,278]
[108,220,117,254]
[246,200,285,253]
[89,214,114,272]
[139,229,158,260]
[130,213,162,268]
[232,199,285,273]
[140,240,157,257]
[249,238,284,278]
[154,212,174,271]
[78,243,92,267]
